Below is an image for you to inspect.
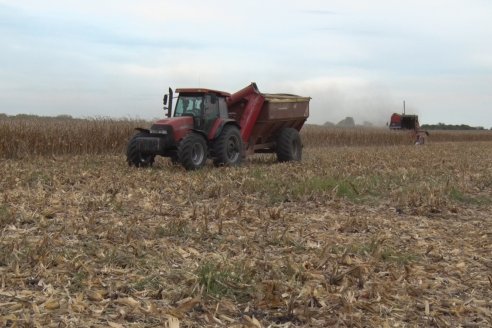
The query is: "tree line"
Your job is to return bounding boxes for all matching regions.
[421,123,491,130]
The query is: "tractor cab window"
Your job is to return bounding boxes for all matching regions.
[218,97,228,118]
[203,94,219,119]
[202,94,220,131]
[174,96,204,117]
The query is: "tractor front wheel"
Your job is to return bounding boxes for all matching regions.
[213,125,242,166]
[127,132,155,167]
[276,128,302,162]
[178,132,208,170]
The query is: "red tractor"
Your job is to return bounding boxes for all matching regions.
[126,83,310,170]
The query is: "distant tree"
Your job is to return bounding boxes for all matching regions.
[421,123,483,130]
[323,121,335,127]
[14,114,40,119]
[56,114,74,120]
[337,117,355,128]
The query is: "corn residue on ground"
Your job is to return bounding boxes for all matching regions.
[0,140,491,327]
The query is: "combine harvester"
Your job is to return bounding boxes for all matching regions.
[389,102,429,145]
[127,83,310,170]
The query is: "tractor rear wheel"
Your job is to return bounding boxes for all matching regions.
[127,132,155,167]
[213,125,242,166]
[276,128,302,162]
[178,132,208,170]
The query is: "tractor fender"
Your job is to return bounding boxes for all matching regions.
[190,129,209,142]
[213,120,241,139]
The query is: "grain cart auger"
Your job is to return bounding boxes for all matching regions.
[126,82,311,170]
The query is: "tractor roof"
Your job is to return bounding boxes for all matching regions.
[175,88,230,97]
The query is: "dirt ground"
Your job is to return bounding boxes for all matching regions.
[1,142,491,327]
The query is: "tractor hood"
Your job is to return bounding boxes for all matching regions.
[151,116,194,141]
[153,116,194,127]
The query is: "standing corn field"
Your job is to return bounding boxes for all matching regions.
[2,116,492,159]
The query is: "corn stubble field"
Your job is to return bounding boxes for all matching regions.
[1,117,492,327]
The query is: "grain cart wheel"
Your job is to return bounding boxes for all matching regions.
[276,128,302,162]
[213,125,243,166]
[178,132,208,170]
[127,132,155,167]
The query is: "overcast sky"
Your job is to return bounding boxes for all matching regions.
[1,0,491,127]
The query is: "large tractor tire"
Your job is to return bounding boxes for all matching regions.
[213,125,243,167]
[276,128,302,162]
[178,132,208,170]
[127,132,155,167]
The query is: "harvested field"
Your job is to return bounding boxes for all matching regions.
[1,137,491,327]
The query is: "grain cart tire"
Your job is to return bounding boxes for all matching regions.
[127,132,155,167]
[213,125,243,166]
[276,128,302,162]
[178,132,208,170]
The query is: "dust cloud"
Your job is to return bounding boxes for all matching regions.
[271,78,416,127]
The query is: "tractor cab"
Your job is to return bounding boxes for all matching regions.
[173,88,230,133]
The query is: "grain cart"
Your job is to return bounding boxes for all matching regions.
[126,82,310,170]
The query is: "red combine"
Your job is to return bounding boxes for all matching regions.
[127,83,310,170]
[389,112,429,145]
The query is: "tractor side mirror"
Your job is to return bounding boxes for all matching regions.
[163,93,169,117]
[166,88,173,118]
